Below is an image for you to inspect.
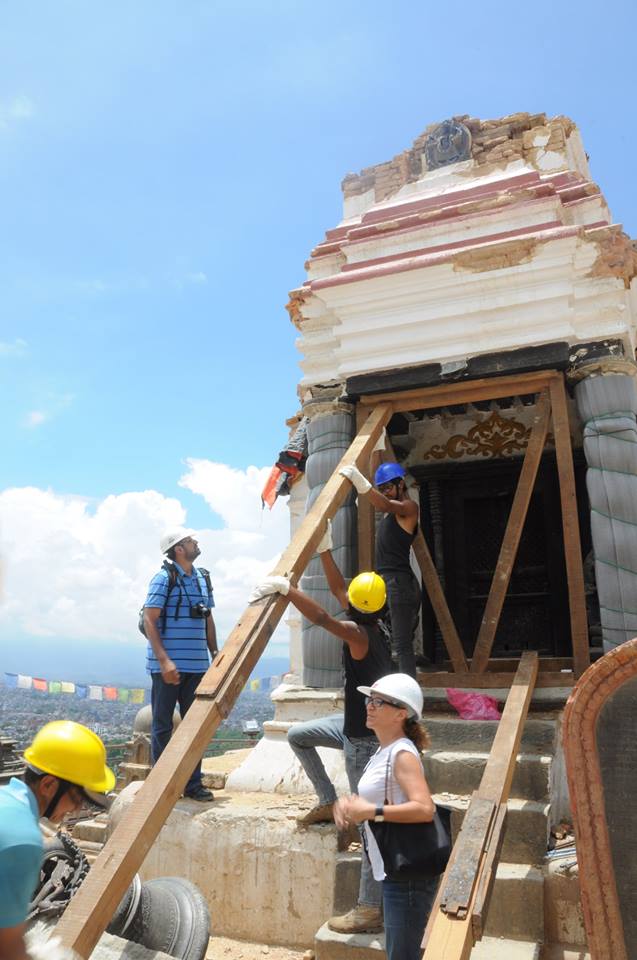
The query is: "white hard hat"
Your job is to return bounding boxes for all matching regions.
[357,673,424,719]
[160,527,196,555]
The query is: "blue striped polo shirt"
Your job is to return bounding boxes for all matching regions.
[144,562,214,674]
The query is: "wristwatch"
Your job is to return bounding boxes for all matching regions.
[373,805,385,822]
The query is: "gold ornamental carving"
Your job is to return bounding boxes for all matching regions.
[422,409,551,461]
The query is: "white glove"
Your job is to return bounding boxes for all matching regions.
[339,465,372,495]
[373,428,387,453]
[249,575,291,603]
[316,519,333,554]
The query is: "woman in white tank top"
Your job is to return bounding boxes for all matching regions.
[334,673,438,960]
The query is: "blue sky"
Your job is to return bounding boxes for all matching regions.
[1,0,636,679]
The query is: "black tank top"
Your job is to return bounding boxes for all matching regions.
[343,623,393,738]
[375,513,417,574]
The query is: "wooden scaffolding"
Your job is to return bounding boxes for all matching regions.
[56,368,587,958]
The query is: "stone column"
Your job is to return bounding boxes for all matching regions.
[300,403,357,687]
[573,361,637,652]
[285,473,308,682]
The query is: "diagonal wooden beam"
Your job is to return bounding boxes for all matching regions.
[422,652,538,959]
[549,375,590,678]
[412,530,468,673]
[470,391,551,674]
[55,403,392,958]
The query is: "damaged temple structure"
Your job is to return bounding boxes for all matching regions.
[112,114,637,958]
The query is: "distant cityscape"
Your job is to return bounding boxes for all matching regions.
[0,683,277,753]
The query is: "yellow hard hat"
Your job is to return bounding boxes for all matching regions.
[347,572,386,613]
[23,720,115,793]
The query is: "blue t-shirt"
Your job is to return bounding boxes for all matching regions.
[144,562,214,674]
[0,778,43,928]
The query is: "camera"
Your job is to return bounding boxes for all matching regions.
[190,602,211,619]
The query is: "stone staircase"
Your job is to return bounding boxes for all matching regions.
[315,712,560,960]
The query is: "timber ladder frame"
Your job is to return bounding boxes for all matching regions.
[56,369,587,958]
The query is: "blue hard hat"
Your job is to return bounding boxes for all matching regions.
[374,462,406,486]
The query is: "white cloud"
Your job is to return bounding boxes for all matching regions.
[0,95,35,131]
[22,393,74,429]
[0,460,290,657]
[0,338,27,357]
[25,410,48,428]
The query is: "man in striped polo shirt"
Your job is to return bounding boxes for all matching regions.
[143,527,218,801]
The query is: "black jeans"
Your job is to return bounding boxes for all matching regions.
[384,571,421,679]
[151,671,204,794]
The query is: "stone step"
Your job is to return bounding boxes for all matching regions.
[423,716,556,755]
[445,795,549,864]
[424,750,552,801]
[72,818,109,843]
[539,947,590,960]
[472,937,541,959]
[485,863,544,941]
[315,925,541,960]
[323,856,543,946]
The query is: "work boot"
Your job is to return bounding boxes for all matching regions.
[297,801,334,825]
[327,905,383,934]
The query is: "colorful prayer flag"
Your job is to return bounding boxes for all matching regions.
[89,685,103,701]
[4,673,17,688]
[130,688,145,704]
[17,674,32,690]
[117,688,130,703]
[61,681,75,694]
[76,684,88,699]
[33,678,47,692]
[48,681,62,694]
[103,686,117,702]
[250,679,260,691]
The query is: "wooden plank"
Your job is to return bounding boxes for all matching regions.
[359,369,559,413]
[56,403,392,958]
[422,653,538,959]
[356,404,376,571]
[549,375,590,678]
[477,651,539,799]
[442,656,573,673]
[439,796,496,917]
[412,529,469,673]
[471,802,508,940]
[419,669,573,689]
[470,392,551,673]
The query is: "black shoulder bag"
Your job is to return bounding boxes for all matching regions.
[368,745,452,880]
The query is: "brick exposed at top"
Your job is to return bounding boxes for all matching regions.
[341,113,576,203]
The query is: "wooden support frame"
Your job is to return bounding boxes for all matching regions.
[56,404,392,958]
[358,368,590,685]
[422,652,539,959]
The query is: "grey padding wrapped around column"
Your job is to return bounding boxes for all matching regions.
[301,411,357,687]
[575,373,637,652]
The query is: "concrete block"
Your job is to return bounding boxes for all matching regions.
[484,863,544,942]
[424,716,556,755]
[333,850,361,915]
[471,937,540,959]
[446,796,550,864]
[543,860,587,947]
[424,751,552,801]
[72,818,109,843]
[112,783,344,948]
[315,922,384,960]
[540,946,590,960]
